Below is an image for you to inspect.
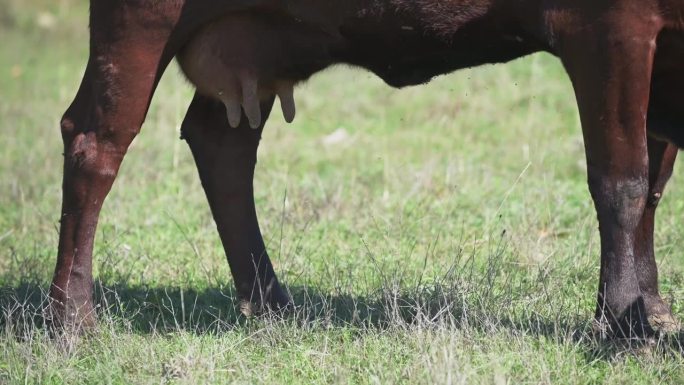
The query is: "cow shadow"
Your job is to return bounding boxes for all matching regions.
[1,281,682,362]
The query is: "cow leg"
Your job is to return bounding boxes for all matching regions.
[635,133,679,332]
[558,14,661,336]
[181,93,291,315]
[50,5,177,329]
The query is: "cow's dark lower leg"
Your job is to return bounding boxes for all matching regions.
[558,14,661,336]
[589,177,650,337]
[635,134,679,332]
[181,93,290,315]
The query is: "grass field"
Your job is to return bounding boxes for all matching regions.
[1,1,684,384]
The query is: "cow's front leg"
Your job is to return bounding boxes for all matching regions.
[50,4,177,329]
[181,93,291,316]
[558,13,662,336]
[635,133,679,332]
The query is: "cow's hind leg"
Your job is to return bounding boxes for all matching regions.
[635,133,679,333]
[181,93,291,315]
[558,10,662,337]
[50,4,177,329]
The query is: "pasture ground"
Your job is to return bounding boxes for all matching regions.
[1,1,683,384]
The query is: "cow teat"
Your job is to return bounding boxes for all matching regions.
[177,13,302,129]
[276,82,296,124]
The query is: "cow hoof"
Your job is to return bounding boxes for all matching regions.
[591,318,651,339]
[237,298,293,318]
[592,310,654,339]
[642,294,680,334]
[238,299,257,317]
[237,286,293,318]
[647,313,681,334]
[47,301,97,334]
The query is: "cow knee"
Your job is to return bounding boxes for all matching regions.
[60,107,91,145]
[588,176,649,230]
[66,132,123,184]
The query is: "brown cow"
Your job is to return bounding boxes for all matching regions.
[53,0,684,337]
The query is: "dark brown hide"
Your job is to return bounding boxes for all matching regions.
[53,0,684,336]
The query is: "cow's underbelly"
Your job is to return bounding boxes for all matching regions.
[648,29,684,147]
[178,9,684,145]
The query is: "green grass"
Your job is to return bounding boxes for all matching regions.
[1,1,683,384]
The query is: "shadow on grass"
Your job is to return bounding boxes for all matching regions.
[1,280,682,361]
